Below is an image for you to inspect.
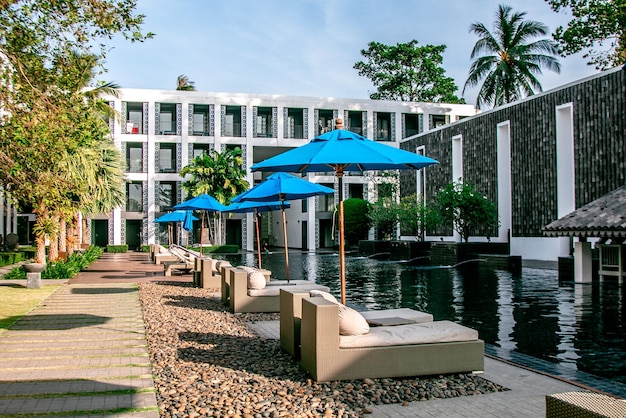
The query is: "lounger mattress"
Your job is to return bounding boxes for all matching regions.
[339,320,478,348]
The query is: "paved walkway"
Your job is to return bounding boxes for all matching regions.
[0,252,622,417]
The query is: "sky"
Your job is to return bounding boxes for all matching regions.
[102,0,599,106]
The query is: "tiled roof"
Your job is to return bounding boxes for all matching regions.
[543,185,626,237]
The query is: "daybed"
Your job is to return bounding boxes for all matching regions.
[153,245,179,265]
[299,297,484,381]
[220,264,309,306]
[227,268,330,313]
[163,246,196,276]
[279,288,434,358]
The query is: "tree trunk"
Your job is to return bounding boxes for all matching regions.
[48,233,59,262]
[82,217,89,248]
[59,218,67,253]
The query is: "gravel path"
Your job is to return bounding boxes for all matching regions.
[139,281,507,417]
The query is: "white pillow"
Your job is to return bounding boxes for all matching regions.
[247,271,266,290]
[237,265,255,273]
[338,304,370,336]
[309,289,339,304]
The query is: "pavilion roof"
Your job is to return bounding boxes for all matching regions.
[543,185,626,238]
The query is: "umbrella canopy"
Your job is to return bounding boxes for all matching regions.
[233,172,334,280]
[174,194,227,247]
[153,210,198,223]
[223,200,291,269]
[251,120,438,303]
[232,172,334,203]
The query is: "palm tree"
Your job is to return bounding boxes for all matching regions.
[180,147,249,244]
[176,74,196,91]
[463,4,561,108]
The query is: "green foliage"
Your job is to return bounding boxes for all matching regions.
[176,74,196,91]
[202,245,239,254]
[396,194,439,240]
[435,181,500,242]
[547,0,626,69]
[0,252,26,267]
[354,40,464,103]
[367,198,397,240]
[342,198,371,247]
[463,4,561,108]
[2,245,103,280]
[140,245,151,252]
[180,148,249,204]
[106,245,128,253]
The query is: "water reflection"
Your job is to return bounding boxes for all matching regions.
[220,251,625,384]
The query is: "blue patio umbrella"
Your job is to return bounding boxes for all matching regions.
[223,200,291,269]
[232,172,333,281]
[251,120,438,303]
[154,210,198,246]
[174,194,226,247]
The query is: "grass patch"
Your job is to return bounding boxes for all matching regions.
[0,285,61,334]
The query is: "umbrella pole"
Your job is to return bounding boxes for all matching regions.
[282,201,290,282]
[337,170,346,305]
[255,209,262,269]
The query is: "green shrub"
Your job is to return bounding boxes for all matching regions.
[202,245,239,254]
[140,245,150,252]
[106,245,128,253]
[1,246,104,280]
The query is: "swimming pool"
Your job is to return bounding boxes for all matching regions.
[221,251,626,388]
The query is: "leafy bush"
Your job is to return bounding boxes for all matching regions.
[2,246,104,280]
[106,244,128,253]
[202,245,239,254]
[140,245,150,252]
[342,198,372,246]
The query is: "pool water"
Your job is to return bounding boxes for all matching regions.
[221,251,626,386]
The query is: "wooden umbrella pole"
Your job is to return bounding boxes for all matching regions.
[255,210,262,269]
[337,168,346,305]
[281,198,290,282]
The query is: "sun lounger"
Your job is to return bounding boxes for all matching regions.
[152,244,179,265]
[299,297,484,381]
[279,288,434,358]
[163,246,196,276]
[227,268,330,313]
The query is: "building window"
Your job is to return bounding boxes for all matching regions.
[302,198,308,213]
[347,111,365,136]
[126,143,143,173]
[158,103,177,135]
[126,102,143,134]
[317,109,335,135]
[403,113,423,138]
[286,108,305,139]
[224,105,242,137]
[430,114,449,129]
[375,112,392,141]
[157,181,176,211]
[348,183,364,200]
[126,182,143,212]
[320,184,335,211]
[254,106,274,138]
[192,104,210,136]
[192,144,211,159]
[158,143,176,173]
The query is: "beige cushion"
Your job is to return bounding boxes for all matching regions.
[247,271,266,290]
[338,304,370,336]
[309,289,339,304]
[215,260,231,271]
[237,265,255,273]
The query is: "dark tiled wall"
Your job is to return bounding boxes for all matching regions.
[401,68,626,237]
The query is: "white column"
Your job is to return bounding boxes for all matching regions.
[574,241,593,283]
[451,135,463,242]
[497,121,512,242]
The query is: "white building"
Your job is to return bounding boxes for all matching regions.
[98,89,477,251]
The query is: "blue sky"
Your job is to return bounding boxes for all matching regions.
[102,0,598,105]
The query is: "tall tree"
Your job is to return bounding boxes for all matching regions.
[180,148,249,245]
[354,40,464,103]
[0,1,151,266]
[463,4,561,108]
[176,74,196,91]
[546,0,626,70]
